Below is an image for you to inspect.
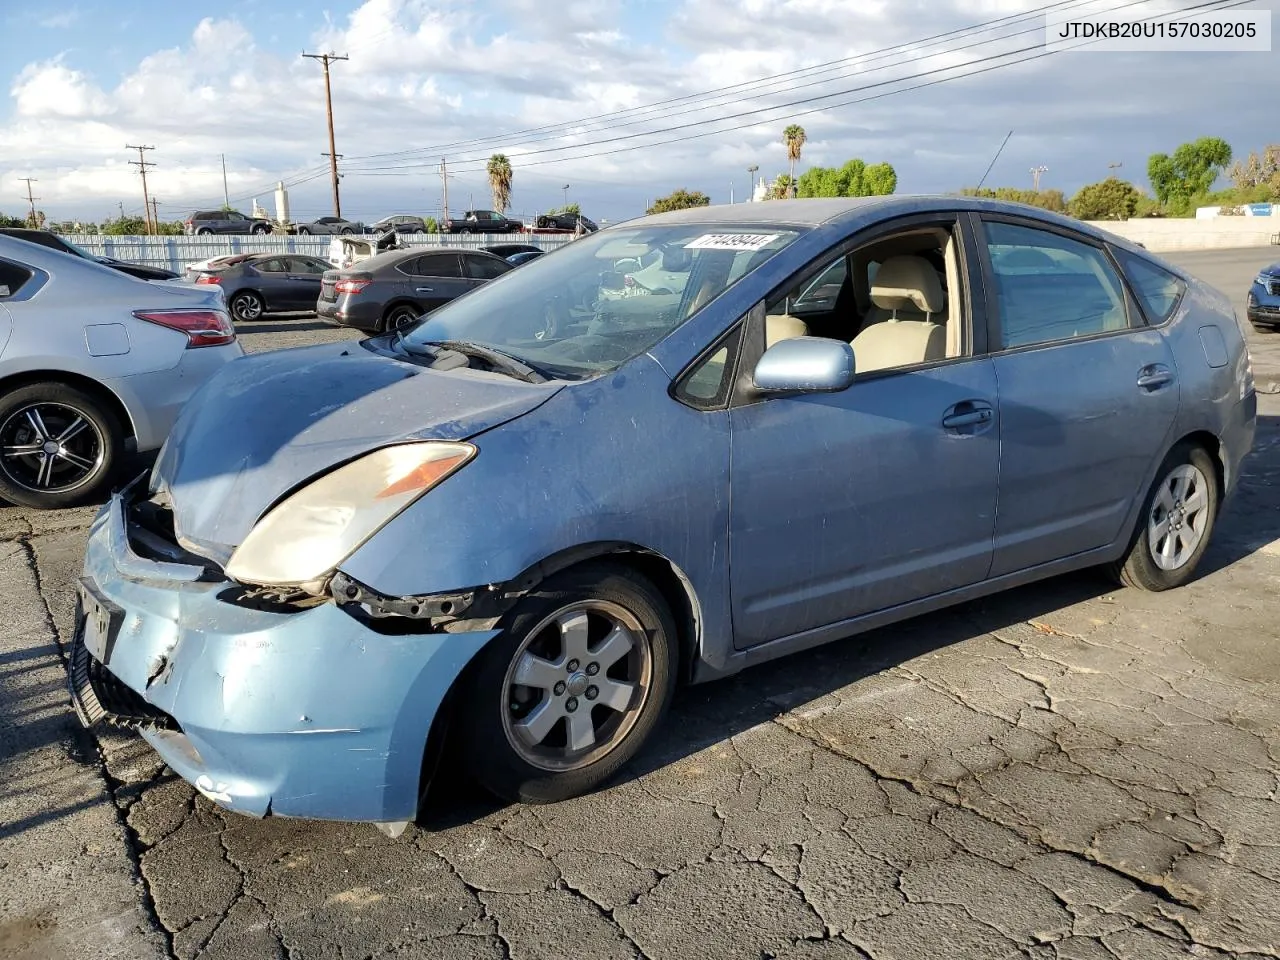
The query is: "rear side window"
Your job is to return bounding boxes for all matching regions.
[465,255,509,280]
[256,258,287,273]
[412,254,462,278]
[0,260,34,298]
[1116,250,1186,324]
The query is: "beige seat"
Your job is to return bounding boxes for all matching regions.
[852,255,946,373]
[765,313,809,347]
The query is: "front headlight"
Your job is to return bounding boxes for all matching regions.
[1255,274,1273,287]
[225,441,476,588]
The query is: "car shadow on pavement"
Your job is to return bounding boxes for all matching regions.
[421,414,1280,828]
[235,321,337,335]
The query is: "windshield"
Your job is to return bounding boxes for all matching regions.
[398,223,803,379]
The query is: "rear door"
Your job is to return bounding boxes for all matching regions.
[251,257,294,308]
[974,216,1180,576]
[407,253,467,311]
[285,256,328,310]
[461,253,511,290]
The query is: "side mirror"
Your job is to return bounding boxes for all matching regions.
[752,337,855,394]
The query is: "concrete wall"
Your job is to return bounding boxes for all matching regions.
[1084,217,1280,252]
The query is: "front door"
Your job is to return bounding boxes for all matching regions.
[285,256,327,310]
[975,217,1181,576]
[727,216,1001,648]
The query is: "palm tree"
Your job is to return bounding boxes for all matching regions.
[782,125,806,198]
[487,154,513,213]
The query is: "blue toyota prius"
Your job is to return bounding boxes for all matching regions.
[69,197,1256,836]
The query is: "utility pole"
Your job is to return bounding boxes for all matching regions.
[149,197,160,231]
[1030,165,1048,192]
[1108,161,1123,178]
[302,51,348,218]
[747,164,758,202]
[19,177,39,226]
[126,144,156,234]
[562,184,570,210]
[221,153,230,207]
[440,158,449,223]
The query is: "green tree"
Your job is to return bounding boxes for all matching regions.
[961,187,1067,213]
[0,212,25,227]
[647,189,710,214]
[1147,137,1232,208]
[1068,177,1141,220]
[795,158,896,197]
[422,216,439,234]
[782,124,806,198]
[102,216,150,235]
[487,153,513,213]
[545,203,581,216]
[769,174,794,200]
[1228,145,1280,197]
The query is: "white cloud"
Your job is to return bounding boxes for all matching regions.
[37,9,79,29]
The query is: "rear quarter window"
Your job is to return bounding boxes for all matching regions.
[0,260,36,298]
[1115,250,1186,324]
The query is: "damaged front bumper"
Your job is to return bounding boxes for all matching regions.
[67,489,499,826]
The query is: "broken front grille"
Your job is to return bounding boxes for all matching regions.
[68,632,179,732]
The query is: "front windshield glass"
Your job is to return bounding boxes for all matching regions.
[399,223,804,379]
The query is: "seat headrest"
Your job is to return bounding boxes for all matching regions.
[662,246,692,272]
[870,255,944,315]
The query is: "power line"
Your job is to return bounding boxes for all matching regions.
[302,51,348,217]
[126,144,156,234]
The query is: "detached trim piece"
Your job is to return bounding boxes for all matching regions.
[330,571,518,624]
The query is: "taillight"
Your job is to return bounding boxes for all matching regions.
[334,279,371,295]
[195,274,222,284]
[133,309,236,348]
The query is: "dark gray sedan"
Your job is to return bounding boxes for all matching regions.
[191,253,332,322]
[295,216,366,236]
[317,247,512,332]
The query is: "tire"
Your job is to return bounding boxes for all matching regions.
[458,563,678,804]
[1111,443,1219,591]
[0,383,122,509]
[196,227,213,236]
[297,227,310,235]
[382,304,421,332]
[251,224,270,236]
[340,228,354,236]
[412,229,424,235]
[536,217,550,229]
[228,290,266,323]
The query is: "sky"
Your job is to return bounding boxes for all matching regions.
[0,0,1276,225]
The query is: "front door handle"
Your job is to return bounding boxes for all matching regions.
[942,408,992,429]
[1137,365,1174,390]
[415,287,434,293]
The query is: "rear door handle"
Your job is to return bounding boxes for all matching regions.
[1137,365,1174,390]
[942,409,992,428]
[416,287,434,293]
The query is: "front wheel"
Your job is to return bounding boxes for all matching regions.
[251,224,270,235]
[228,290,265,322]
[196,227,213,236]
[458,564,678,803]
[1112,444,1219,591]
[297,227,310,235]
[0,383,122,509]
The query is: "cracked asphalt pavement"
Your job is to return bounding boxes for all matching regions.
[2,249,1280,960]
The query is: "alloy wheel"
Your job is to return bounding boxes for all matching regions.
[0,403,105,494]
[1148,463,1210,571]
[501,600,653,772]
[231,293,264,321]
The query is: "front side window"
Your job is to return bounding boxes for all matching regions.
[290,257,328,275]
[985,221,1130,349]
[400,224,803,379]
[1116,250,1186,324]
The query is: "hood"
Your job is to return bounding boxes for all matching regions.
[1258,264,1280,280]
[152,340,562,562]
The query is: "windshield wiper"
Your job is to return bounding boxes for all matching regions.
[407,339,549,384]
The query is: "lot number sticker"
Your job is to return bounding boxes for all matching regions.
[685,233,780,251]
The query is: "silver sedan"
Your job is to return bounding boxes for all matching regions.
[0,236,244,509]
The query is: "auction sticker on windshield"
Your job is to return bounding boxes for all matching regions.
[685,233,780,250]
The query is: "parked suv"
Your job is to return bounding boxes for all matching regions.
[184,210,274,236]
[442,210,522,234]
[370,215,427,235]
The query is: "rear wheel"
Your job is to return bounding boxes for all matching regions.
[0,383,122,509]
[458,563,678,803]
[297,227,310,235]
[382,304,420,332]
[340,228,355,236]
[251,224,270,236]
[228,290,265,322]
[1112,444,1219,591]
[196,227,213,236]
